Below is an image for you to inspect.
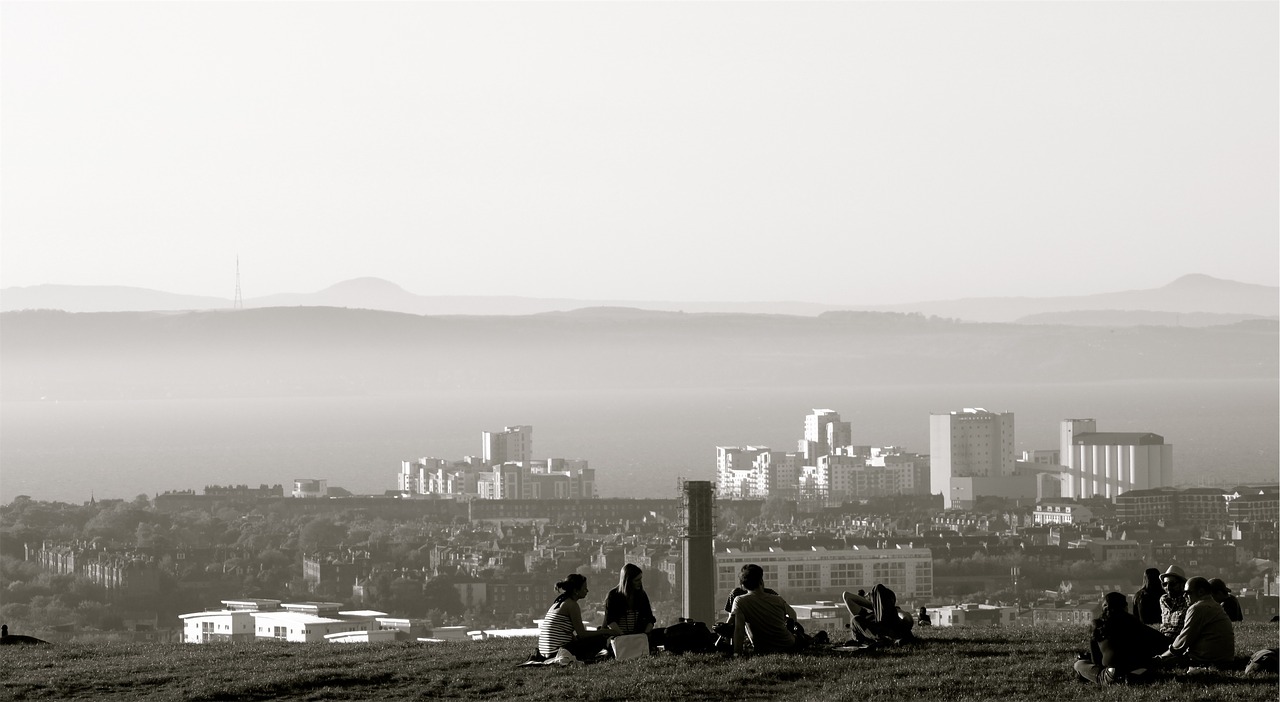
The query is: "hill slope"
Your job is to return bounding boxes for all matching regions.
[1,307,1274,401]
[0,625,1274,701]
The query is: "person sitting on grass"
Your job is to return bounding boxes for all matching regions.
[844,584,914,646]
[537,573,616,661]
[604,563,663,650]
[1132,567,1165,626]
[1074,591,1168,685]
[730,563,808,656]
[1208,578,1243,623]
[1158,565,1189,639]
[1157,576,1236,670]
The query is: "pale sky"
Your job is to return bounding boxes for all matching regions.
[2,1,1276,305]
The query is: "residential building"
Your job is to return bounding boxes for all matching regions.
[1227,488,1279,523]
[482,425,532,466]
[1033,500,1094,526]
[396,426,594,500]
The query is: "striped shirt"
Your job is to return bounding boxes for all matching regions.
[538,603,576,657]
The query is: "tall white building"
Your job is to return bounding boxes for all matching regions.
[482,425,532,467]
[1058,419,1173,499]
[801,409,852,461]
[930,408,1015,508]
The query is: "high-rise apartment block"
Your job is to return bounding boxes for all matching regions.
[482,425,532,467]
[930,408,1016,508]
[1058,419,1172,499]
[717,409,929,501]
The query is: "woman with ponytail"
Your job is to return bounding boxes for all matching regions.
[537,573,613,661]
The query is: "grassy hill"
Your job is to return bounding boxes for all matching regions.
[1,624,1275,701]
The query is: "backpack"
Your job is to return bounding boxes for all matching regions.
[663,618,716,654]
[1245,648,1278,675]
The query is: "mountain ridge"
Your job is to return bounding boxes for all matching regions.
[1,274,1275,322]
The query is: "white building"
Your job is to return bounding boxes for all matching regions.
[1058,420,1173,499]
[1033,500,1094,525]
[926,603,1017,627]
[719,410,928,502]
[801,409,852,461]
[179,600,383,644]
[482,425,533,467]
[929,408,1016,508]
[292,478,327,499]
[714,546,933,605]
[791,600,847,638]
[179,609,256,643]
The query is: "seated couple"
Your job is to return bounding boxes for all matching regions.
[536,564,663,662]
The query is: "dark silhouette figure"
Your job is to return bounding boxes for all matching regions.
[0,624,51,645]
[1132,567,1165,625]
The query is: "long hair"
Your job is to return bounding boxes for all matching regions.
[553,573,587,606]
[617,563,643,605]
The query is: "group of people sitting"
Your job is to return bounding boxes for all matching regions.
[1073,564,1243,685]
[535,561,916,662]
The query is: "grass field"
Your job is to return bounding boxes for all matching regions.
[1,624,1276,701]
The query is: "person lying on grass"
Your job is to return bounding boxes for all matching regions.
[730,563,809,656]
[843,585,914,646]
[537,573,618,661]
[1073,591,1168,685]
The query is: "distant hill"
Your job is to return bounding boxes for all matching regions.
[1015,310,1278,327]
[2,273,1275,322]
[1,306,1273,401]
[0,284,230,313]
[863,274,1279,322]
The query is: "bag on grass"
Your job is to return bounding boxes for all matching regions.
[663,618,716,654]
[611,633,650,661]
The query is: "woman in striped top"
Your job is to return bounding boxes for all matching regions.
[604,563,662,649]
[538,573,614,660]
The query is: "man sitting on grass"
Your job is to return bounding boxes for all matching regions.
[1157,576,1236,670]
[730,564,808,656]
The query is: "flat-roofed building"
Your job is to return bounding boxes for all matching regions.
[791,600,847,638]
[1059,421,1172,499]
[714,546,932,606]
[927,603,1017,627]
[930,409,1016,509]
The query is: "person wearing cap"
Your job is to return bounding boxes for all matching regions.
[1132,567,1165,626]
[1208,578,1243,622]
[1158,576,1235,669]
[1157,565,1189,638]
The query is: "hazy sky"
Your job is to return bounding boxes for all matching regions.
[2,1,1276,305]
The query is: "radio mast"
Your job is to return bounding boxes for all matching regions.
[234,255,243,309]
